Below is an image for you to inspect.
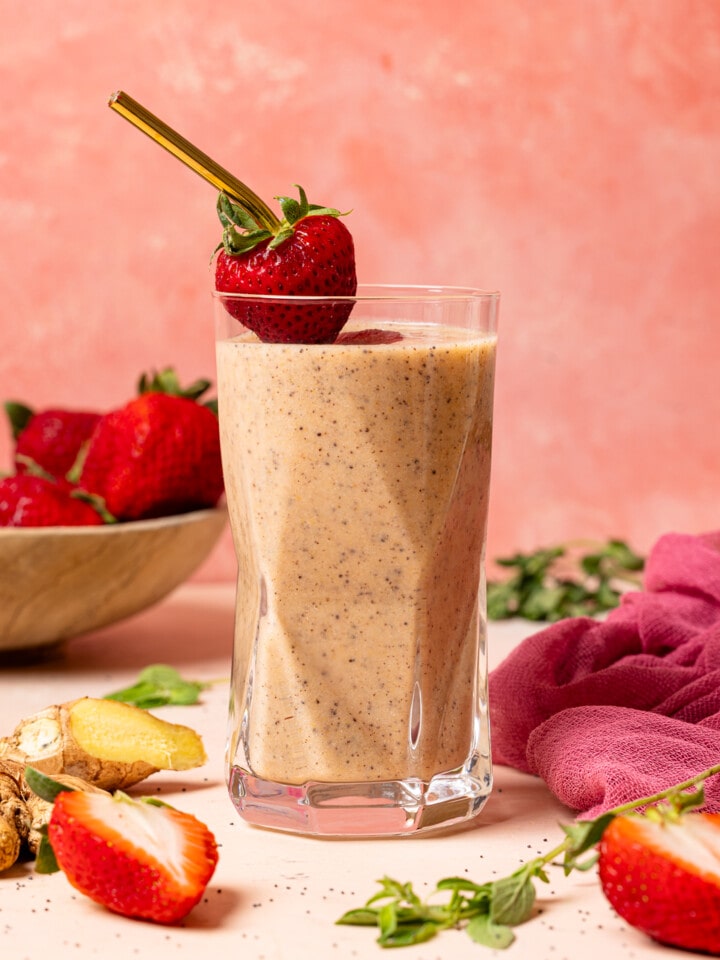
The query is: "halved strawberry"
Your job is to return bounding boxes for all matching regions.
[47,789,218,924]
[214,185,357,343]
[598,810,720,954]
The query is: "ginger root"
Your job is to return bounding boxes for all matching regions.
[0,697,207,872]
[0,766,28,871]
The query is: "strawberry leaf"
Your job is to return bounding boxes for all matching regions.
[276,195,302,225]
[137,368,213,402]
[267,224,296,250]
[13,454,57,482]
[303,204,347,217]
[217,193,261,232]
[275,185,345,225]
[222,226,273,255]
[4,401,34,440]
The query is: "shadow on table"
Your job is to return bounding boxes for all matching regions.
[479,764,571,825]
[183,883,245,928]
[126,774,225,797]
[2,585,235,675]
[410,764,572,841]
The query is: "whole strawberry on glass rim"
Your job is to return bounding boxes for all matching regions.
[214,184,357,344]
[106,92,356,344]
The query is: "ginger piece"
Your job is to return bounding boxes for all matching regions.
[0,770,29,872]
[0,697,207,872]
[0,697,207,791]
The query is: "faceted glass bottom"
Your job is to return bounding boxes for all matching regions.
[228,761,492,838]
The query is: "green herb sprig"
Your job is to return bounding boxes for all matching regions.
[103,664,215,709]
[487,539,645,622]
[336,764,720,949]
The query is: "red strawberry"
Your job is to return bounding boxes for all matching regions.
[77,370,224,521]
[0,474,105,527]
[598,810,720,954]
[335,328,404,345]
[47,789,218,924]
[5,402,100,480]
[214,185,357,343]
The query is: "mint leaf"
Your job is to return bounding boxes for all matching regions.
[466,913,516,948]
[103,664,207,708]
[489,872,536,926]
[337,908,381,927]
[24,766,78,803]
[378,922,439,947]
[34,826,59,874]
[337,764,720,951]
[487,539,645,622]
[561,813,616,873]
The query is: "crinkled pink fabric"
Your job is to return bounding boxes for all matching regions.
[488,531,720,818]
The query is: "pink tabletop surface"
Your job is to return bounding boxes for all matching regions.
[0,584,676,960]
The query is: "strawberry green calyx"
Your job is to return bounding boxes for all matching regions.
[217,184,349,257]
[4,401,34,440]
[137,368,218,414]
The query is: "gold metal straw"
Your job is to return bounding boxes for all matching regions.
[108,90,280,231]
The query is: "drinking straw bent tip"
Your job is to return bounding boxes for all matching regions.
[106,90,280,230]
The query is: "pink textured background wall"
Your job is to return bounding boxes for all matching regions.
[1,1,718,580]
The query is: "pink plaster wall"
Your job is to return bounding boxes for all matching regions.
[1,1,718,580]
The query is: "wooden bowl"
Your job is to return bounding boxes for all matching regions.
[0,507,227,656]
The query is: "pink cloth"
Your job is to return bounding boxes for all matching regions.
[488,531,720,818]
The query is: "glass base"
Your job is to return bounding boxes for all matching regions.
[228,764,492,838]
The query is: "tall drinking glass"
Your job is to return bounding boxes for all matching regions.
[213,285,499,837]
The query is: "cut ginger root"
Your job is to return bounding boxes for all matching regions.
[0,697,207,872]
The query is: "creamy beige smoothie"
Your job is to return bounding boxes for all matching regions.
[217,318,496,787]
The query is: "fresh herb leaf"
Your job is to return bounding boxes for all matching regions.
[34,826,59,874]
[337,763,720,950]
[103,664,209,708]
[489,870,537,926]
[378,921,439,947]
[560,814,616,873]
[487,538,645,622]
[467,914,516,948]
[338,908,383,927]
[24,766,78,803]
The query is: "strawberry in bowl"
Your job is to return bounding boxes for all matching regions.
[76,369,224,522]
[0,474,106,527]
[5,403,100,481]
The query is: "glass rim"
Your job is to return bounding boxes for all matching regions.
[212,283,500,303]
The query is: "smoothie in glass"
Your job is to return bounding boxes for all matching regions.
[215,286,498,837]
